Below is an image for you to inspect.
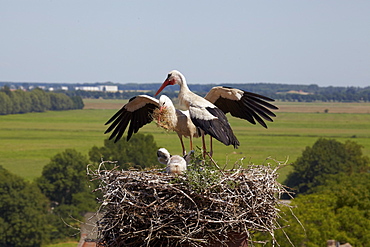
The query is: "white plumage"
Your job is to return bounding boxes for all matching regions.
[157,148,187,174]
[104,95,198,155]
[105,70,278,158]
[155,70,278,156]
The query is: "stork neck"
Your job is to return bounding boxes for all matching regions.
[178,75,190,92]
[178,86,193,109]
[176,72,194,109]
[180,83,191,95]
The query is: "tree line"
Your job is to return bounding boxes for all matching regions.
[60,84,370,102]
[3,81,370,102]
[0,86,84,115]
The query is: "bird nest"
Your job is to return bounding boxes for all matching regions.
[88,157,291,247]
[152,107,175,131]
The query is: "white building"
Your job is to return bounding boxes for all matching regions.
[74,85,118,92]
[75,86,100,91]
[99,85,118,92]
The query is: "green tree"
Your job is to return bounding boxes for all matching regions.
[284,138,370,194]
[312,173,370,245]
[314,173,370,210]
[89,133,160,170]
[273,194,340,247]
[37,149,91,205]
[49,92,74,110]
[8,90,22,114]
[13,90,32,113]
[272,173,370,246]
[0,92,12,115]
[30,88,51,112]
[70,95,84,109]
[36,149,97,242]
[0,85,12,96]
[0,166,49,247]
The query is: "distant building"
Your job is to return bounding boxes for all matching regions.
[99,85,118,92]
[75,86,100,91]
[74,85,118,92]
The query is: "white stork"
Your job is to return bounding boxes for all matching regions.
[157,148,187,174]
[154,70,278,156]
[104,95,198,155]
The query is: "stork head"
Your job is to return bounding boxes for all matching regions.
[159,95,174,109]
[158,95,169,121]
[155,70,183,96]
[157,148,171,165]
[155,95,177,130]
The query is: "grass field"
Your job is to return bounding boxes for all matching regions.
[1,100,370,183]
[45,242,78,247]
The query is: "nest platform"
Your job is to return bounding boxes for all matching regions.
[88,159,289,247]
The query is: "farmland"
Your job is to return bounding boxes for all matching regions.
[1,100,370,182]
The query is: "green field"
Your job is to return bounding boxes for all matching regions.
[45,242,78,247]
[1,100,370,182]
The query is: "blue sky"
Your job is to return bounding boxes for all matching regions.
[1,1,369,87]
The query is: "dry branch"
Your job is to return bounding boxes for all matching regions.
[88,158,291,247]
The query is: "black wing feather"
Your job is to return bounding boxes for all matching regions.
[104,96,158,142]
[212,88,278,129]
[191,107,240,148]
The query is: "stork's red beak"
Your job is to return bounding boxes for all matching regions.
[154,80,170,96]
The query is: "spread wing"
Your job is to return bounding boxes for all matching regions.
[204,86,278,128]
[104,95,159,142]
[189,104,239,148]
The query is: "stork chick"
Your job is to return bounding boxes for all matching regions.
[157,148,187,175]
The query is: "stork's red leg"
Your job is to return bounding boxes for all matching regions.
[201,132,207,159]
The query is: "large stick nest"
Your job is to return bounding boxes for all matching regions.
[88,158,290,247]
